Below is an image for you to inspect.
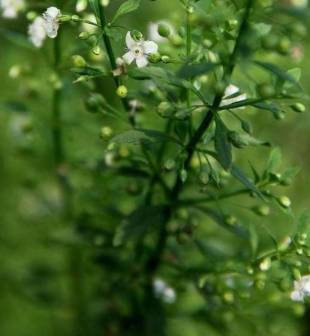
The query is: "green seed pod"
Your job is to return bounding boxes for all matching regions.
[116,85,128,98]
[256,83,276,99]
[72,55,86,68]
[291,102,306,113]
[158,23,171,38]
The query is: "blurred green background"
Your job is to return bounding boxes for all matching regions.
[0,0,310,335]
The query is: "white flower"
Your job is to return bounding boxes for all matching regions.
[0,0,25,18]
[291,275,310,302]
[28,17,46,48]
[76,0,87,12]
[153,278,176,304]
[43,6,61,39]
[122,31,158,68]
[221,84,247,107]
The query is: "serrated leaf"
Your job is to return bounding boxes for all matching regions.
[111,0,141,23]
[110,129,182,146]
[214,117,232,170]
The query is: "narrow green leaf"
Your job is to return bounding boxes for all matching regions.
[88,0,100,20]
[111,0,141,23]
[214,117,232,170]
[266,147,282,173]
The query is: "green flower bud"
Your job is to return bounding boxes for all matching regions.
[259,257,271,271]
[223,291,234,304]
[70,15,80,22]
[131,30,143,41]
[116,85,128,98]
[79,31,90,40]
[292,268,301,281]
[157,101,173,117]
[161,55,171,63]
[277,195,291,209]
[277,37,291,55]
[100,126,113,140]
[252,205,270,217]
[59,15,72,22]
[256,83,276,99]
[26,11,37,21]
[158,23,171,38]
[261,34,279,50]
[224,215,237,226]
[169,34,183,46]
[72,55,86,68]
[85,93,106,112]
[164,158,176,171]
[92,46,101,55]
[291,102,306,113]
[148,52,161,63]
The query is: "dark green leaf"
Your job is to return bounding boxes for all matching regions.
[112,0,141,23]
[214,117,232,170]
[178,62,218,79]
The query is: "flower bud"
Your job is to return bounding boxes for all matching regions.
[59,15,72,22]
[164,159,176,171]
[157,101,173,117]
[148,52,161,63]
[79,31,90,40]
[100,126,113,140]
[277,195,291,209]
[259,257,271,271]
[256,83,276,99]
[158,23,171,38]
[252,205,270,217]
[72,55,86,68]
[277,37,291,55]
[116,85,128,98]
[70,15,80,22]
[291,102,306,113]
[130,30,143,41]
[224,215,237,226]
[292,268,301,281]
[161,55,171,63]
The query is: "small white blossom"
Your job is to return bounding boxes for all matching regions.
[43,6,61,39]
[122,31,158,68]
[0,0,24,18]
[112,57,126,77]
[291,275,310,302]
[153,278,176,304]
[28,17,46,48]
[221,84,247,107]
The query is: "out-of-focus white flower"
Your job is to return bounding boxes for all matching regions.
[81,13,97,33]
[0,0,24,18]
[123,31,158,68]
[28,17,46,48]
[221,84,247,107]
[43,6,61,38]
[76,0,87,12]
[148,21,173,43]
[291,275,310,302]
[289,0,308,8]
[153,278,176,304]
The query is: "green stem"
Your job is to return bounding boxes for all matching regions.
[186,3,193,135]
[144,0,255,278]
[97,3,135,126]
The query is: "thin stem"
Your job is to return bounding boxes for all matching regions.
[97,3,135,126]
[144,0,255,278]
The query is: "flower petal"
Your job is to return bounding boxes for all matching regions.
[136,56,148,68]
[143,40,158,54]
[123,51,135,65]
[126,31,136,49]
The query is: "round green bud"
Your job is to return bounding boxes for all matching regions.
[291,102,306,113]
[100,126,113,140]
[224,215,237,226]
[79,31,90,40]
[158,23,171,38]
[256,83,276,99]
[164,158,176,171]
[261,34,279,50]
[131,30,143,41]
[72,55,86,68]
[277,37,291,55]
[291,22,307,38]
[148,52,161,63]
[169,34,183,46]
[92,46,101,55]
[157,101,173,117]
[223,291,234,304]
[259,257,271,271]
[161,55,171,63]
[26,11,37,21]
[116,85,128,98]
[292,268,301,281]
[277,195,291,208]
[252,205,271,217]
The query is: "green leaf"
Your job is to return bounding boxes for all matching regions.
[178,62,218,79]
[71,66,107,77]
[230,164,264,199]
[109,129,182,146]
[266,147,282,173]
[88,0,100,20]
[214,117,232,170]
[254,61,302,88]
[294,210,310,235]
[111,0,141,23]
